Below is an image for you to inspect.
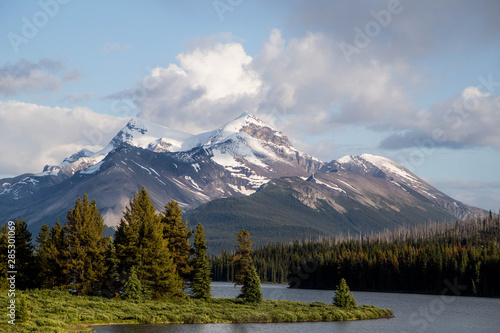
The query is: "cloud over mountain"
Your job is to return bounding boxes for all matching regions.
[0,101,127,177]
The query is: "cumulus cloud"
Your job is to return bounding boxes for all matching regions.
[0,59,80,96]
[285,0,500,60]
[380,87,500,149]
[107,41,263,133]
[107,28,416,157]
[0,101,128,177]
[106,15,500,158]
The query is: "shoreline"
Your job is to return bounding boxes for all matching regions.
[0,289,393,332]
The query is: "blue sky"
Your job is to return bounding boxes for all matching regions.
[1,0,499,212]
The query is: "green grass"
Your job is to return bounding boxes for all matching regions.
[0,290,393,332]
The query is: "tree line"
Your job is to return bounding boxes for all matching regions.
[0,188,262,302]
[211,214,500,297]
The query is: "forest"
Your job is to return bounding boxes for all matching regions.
[211,213,500,297]
[0,188,396,331]
[0,188,217,301]
[2,187,499,299]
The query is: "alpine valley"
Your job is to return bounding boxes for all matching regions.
[0,113,485,251]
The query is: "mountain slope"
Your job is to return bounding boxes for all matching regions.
[0,112,322,231]
[0,113,486,249]
[323,154,484,219]
[185,173,458,253]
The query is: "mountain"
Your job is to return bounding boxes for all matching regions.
[0,112,322,233]
[187,154,484,252]
[0,113,486,248]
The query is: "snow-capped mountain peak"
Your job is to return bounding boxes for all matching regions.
[333,153,418,183]
[111,117,195,152]
[358,153,418,183]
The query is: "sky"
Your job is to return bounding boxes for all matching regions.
[0,0,499,212]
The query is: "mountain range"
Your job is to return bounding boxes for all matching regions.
[0,112,485,251]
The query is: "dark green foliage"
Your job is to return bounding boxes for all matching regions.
[122,267,151,300]
[65,194,108,295]
[242,266,263,303]
[45,220,71,288]
[13,219,37,289]
[191,223,211,299]
[232,229,253,286]
[115,188,183,299]
[0,223,9,289]
[333,278,356,309]
[0,219,38,289]
[115,187,160,275]
[161,200,194,283]
[211,216,500,297]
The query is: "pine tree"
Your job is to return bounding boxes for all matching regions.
[13,219,37,289]
[49,220,71,288]
[35,224,51,288]
[191,223,211,299]
[102,236,120,298]
[115,188,183,299]
[65,194,107,295]
[242,265,263,303]
[0,223,9,290]
[232,229,253,286]
[121,266,151,300]
[333,278,357,309]
[160,200,194,283]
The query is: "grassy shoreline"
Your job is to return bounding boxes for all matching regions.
[1,289,393,332]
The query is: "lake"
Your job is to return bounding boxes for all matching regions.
[93,282,500,332]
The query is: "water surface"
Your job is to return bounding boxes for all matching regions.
[93,282,500,332]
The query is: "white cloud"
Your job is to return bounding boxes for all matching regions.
[107,40,264,134]
[0,59,80,96]
[177,42,261,100]
[107,29,415,148]
[106,27,500,160]
[0,101,128,177]
[380,87,500,149]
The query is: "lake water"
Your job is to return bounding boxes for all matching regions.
[93,282,500,333]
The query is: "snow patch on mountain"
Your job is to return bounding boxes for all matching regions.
[113,118,194,152]
[80,161,105,175]
[310,175,346,194]
[359,153,418,183]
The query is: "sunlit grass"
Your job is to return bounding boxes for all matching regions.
[0,289,393,332]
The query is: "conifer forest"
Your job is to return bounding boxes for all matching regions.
[1,188,499,298]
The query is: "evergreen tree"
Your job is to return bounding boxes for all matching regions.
[232,229,253,286]
[115,188,183,299]
[0,223,8,289]
[333,278,357,309]
[115,187,158,275]
[102,236,120,298]
[65,194,107,295]
[191,223,211,299]
[35,224,51,288]
[121,266,151,300]
[241,265,263,303]
[160,200,194,283]
[48,220,71,288]
[13,219,37,289]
